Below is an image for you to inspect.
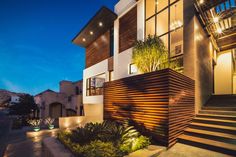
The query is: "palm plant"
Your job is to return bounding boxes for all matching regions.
[132,35,178,73]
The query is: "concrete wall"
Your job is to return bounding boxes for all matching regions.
[214,51,233,94]
[233,73,236,94]
[59,116,102,130]
[183,0,213,113]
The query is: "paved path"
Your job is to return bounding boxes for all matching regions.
[0,111,11,157]
[3,128,58,157]
[159,143,233,157]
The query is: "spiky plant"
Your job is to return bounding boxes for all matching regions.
[132,35,178,73]
[44,117,55,125]
[28,119,41,127]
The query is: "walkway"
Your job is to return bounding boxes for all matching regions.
[159,143,233,157]
[3,128,58,157]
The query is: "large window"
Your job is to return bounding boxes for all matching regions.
[145,0,183,60]
[86,73,105,96]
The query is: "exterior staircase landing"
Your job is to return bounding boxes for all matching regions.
[178,95,236,156]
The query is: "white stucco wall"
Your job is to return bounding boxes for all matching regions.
[113,0,144,80]
[233,74,236,94]
[115,0,136,16]
[83,59,110,120]
[214,51,233,94]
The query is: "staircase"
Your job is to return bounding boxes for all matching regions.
[178,95,236,156]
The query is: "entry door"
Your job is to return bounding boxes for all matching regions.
[214,51,233,94]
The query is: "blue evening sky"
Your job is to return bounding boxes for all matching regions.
[0,0,118,95]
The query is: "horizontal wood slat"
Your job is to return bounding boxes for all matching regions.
[104,68,195,147]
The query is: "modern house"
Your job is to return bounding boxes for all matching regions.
[34,80,83,119]
[72,0,236,155]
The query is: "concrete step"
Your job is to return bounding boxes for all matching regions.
[193,117,236,127]
[178,134,236,156]
[199,110,236,116]
[202,106,236,111]
[196,114,236,121]
[189,122,236,135]
[184,128,236,144]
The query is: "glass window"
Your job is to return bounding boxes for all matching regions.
[129,63,138,74]
[86,73,105,96]
[170,0,183,31]
[156,0,168,12]
[160,34,169,51]
[156,9,168,36]
[146,0,156,19]
[146,17,155,37]
[170,27,183,57]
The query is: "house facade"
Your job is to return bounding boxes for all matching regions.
[73,0,236,118]
[34,80,83,119]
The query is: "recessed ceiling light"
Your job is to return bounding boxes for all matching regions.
[99,22,103,27]
[217,28,222,34]
[90,31,94,35]
[213,17,219,23]
[82,38,86,42]
[199,0,204,4]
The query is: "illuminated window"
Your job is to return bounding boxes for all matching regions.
[129,63,138,74]
[86,73,105,96]
[145,0,183,59]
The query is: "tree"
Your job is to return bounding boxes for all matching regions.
[132,35,177,73]
[9,94,38,117]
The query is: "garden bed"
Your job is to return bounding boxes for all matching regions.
[57,121,155,157]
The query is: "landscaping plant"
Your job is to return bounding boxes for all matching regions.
[44,117,55,129]
[28,119,42,131]
[132,35,179,73]
[57,121,150,157]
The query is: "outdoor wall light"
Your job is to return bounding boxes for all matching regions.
[99,22,103,27]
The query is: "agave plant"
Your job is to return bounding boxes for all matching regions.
[44,117,55,130]
[28,119,42,131]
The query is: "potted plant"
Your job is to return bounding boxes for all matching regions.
[28,119,42,132]
[44,117,55,130]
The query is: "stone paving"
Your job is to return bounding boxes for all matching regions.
[3,128,58,157]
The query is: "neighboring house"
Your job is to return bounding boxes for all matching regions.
[72,0,236,154]
[34,80,83,119]
[9,95,20,106]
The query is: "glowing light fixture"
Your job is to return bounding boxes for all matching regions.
[217,28,223,34]
[213,17,219,23]
[82,38,86,42]
[199,0,204,4]
[99,22,103,27]
[90,31,94,35]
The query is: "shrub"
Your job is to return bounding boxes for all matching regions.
[58,121,151,157]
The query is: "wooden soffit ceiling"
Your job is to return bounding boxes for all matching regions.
[195,0,236,51]
[72,7,117,48]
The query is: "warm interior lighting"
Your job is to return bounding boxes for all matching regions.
[199,0,204,4]
[213,17,219,23]
[217,28,223,34]
[82,38,86,42]
[99,22,103,27]
[170,20,183,30]
[90,31,94,35]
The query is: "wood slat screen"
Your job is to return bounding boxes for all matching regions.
[104,68,195,147]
